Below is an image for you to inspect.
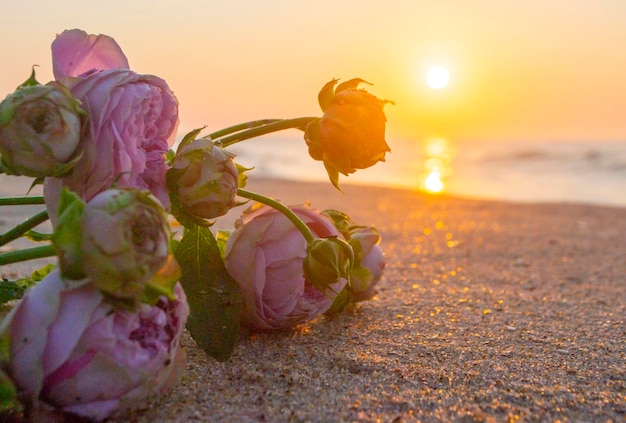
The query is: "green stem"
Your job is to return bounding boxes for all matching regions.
[216,117,317,147]
[0,196,45,206]
[0,244,56,266]
[204,119,282,140]
[237,188,315,243]
[0,210,49,247]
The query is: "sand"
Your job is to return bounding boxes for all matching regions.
[1,177,625,422]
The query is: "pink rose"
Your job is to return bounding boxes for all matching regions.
[51,29,129,80]
[0,270,188,421]
[44,29,179,215]
[224,204,347,331]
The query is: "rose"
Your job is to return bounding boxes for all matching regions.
[80,188,172,300]
[347,226,385,302]
[224,204,347,331]
[0,82,85,177]
[167,138,239,220]
[321,209,385,303]
[0,269,189,421]
[44,29,179,216]
[304,78,392,187]
[51,29,129,80]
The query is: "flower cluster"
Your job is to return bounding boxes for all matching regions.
[0,29,390,420]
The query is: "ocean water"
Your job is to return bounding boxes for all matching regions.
[227,136,626,207]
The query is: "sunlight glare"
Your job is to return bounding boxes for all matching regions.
[424,168,444,193]
[419,137,452,194]
[426,66,450,90]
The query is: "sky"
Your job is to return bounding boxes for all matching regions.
[2,1,626,147]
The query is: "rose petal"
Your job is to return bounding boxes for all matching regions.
[52,29,129,80]
[0,270,64,398]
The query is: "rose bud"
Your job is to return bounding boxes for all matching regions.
[304,78,392,188]
[0,82,85,177]
[224,204,347,331]
[303,236,354,294]
[44,29,178,217]
[81,188,171,300]
[167,138,239,220]
[0,269,188,421]
[347,226,385,302]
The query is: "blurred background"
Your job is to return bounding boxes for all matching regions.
[2,0,625,206]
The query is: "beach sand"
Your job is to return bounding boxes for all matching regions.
[1,177,625,422]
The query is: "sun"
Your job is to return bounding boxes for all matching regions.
[426,65,450,90]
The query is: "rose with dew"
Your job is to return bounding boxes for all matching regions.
[304,78,392,188]
[0,80,85,178]
[79,188,172,300]
[224,204,347,331]
[167,137,239,221]
[0,269,188,421]
[44,29,178,217]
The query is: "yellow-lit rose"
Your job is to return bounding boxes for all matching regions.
[304,78,392,188]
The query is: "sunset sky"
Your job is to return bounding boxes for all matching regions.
[2,1,626,146]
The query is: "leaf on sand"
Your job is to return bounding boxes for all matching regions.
[174,226,242,362]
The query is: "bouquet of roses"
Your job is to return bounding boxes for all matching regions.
[0,29,390,421]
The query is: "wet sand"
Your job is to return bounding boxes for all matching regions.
[2,177,625,421]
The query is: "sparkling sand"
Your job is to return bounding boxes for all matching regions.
[1,178,625,422]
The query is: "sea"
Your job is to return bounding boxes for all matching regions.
[226,136,626,208]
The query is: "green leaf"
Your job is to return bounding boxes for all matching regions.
[141,255,181,305]
[318,78,338,112]
[174,225,242,362]
[323,160,342,191]
[165,148,176,165]
[24,230,52,242]
[235,163,252,188]
[27,177,44,194]
[0,336,19,412]
[322,209,356,237]
[325,286,351,316]
[51,189,85,280]
[0,367,18,412]
[215,230,231,260]
[176,126,206,153]
[167,188,214,228]
[0,264,54,304]
[335,78,370,94]
[0,281,28,304]
[17,66,40,89]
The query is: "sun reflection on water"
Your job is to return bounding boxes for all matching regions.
[420,137,453,194]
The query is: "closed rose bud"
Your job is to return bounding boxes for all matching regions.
[0,82,85,177]
[304,78,392,188]
[348,226,385,302]
[167,138,239,220]
[81,188,171,300]
[0,270,188,421]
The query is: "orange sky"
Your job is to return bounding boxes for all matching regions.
[2,1,626,145]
